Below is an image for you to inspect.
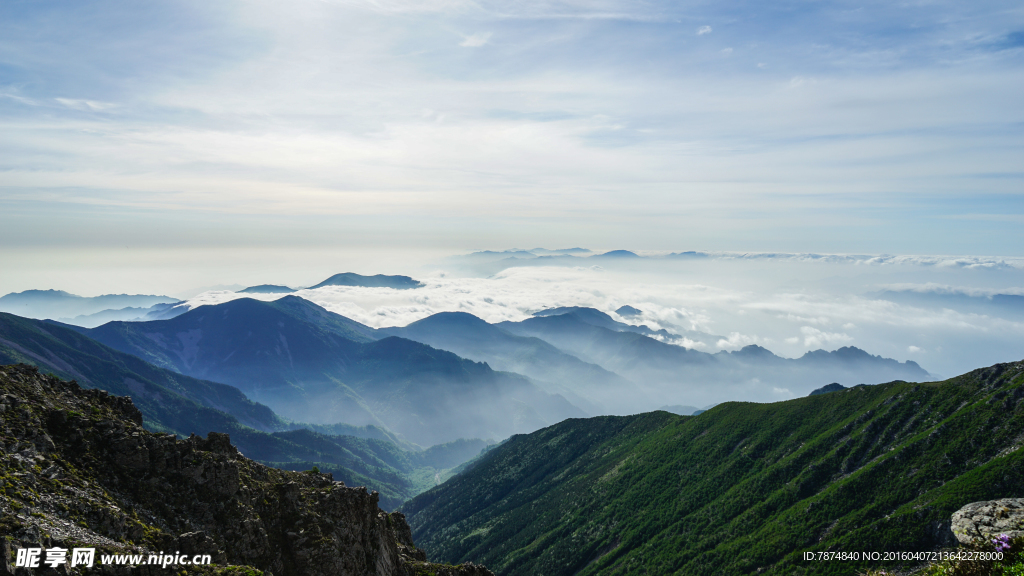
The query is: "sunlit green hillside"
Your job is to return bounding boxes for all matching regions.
[404,361,1024,576]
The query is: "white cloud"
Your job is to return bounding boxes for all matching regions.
[908,345,922,353]
[651,252,1024,270]
[697,25,712,35]
[54,98,115,111]
[878,283,1024,297]
[800,326,852,349]
[460,32,492,47]
[716,332,763,350]
[678,337,709,350]
[0,92,41,106]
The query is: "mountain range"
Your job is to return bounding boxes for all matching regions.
[0,312,489,509]
[403,360,1024,575]
[379,305,929,410]
[0,280,936,434]
[1,273,1021,575]
[10,281,930,418]
[497,307,930,407]
[69,296,583,446]
[0,289,177,321]
[379,311,647,414]
[5,311,1021,574]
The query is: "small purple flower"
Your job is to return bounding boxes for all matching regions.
[992,533,1012,552]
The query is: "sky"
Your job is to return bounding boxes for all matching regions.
[1,0,1022,274]
[1,0,1023,382]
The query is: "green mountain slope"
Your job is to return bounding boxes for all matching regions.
[78,297,585,445]
[403,360,1024,575]
[227,426,489,510]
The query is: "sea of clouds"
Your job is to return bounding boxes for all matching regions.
[178,250,1024,380]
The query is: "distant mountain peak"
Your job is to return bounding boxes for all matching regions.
[732,344,777,358]
[616,305,642,317]
[310,272,424,290]
[237,284,295,294]
[3,288,76,297]
[801,346,873,361]
[809,382,847,396]
[533,306,606,318]
[593,250,640,258]
[833,345,872,358]
[529,247,592,255]
[410,311,489,327]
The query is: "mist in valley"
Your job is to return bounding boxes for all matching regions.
[43,248,1014,425]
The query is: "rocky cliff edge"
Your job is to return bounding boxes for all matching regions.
[0,364,492,576]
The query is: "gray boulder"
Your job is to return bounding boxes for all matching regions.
[951,498,1024,544]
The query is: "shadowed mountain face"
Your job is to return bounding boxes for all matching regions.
[497,308,932,407]
[0,311,285,435]
[403,360,1024,576]
[51,301,189,328]
[0,313,508,508]
[310,272,424,290]
[380,311,650,414]
[531,305,691,341]
[0,289,177,320]
[77,297,584,446]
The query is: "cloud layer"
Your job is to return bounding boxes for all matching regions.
[172,251,1024,382]
[0,0,1022,258]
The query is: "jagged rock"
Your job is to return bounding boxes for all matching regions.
[0,364,493,576]
[0,540,13,576]
[951,498,1024,544]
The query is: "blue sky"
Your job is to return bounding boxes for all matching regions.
[1,0,1023,290]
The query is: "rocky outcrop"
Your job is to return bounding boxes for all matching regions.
[0,363,492,576]
[951,498,1024,544]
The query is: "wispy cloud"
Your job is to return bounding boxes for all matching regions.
[459,32,492,47]
[800,326,852,348]
[53,98,115,111]
[715,332,765,350]
[0,92,40,106]
[697,25,712,35]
